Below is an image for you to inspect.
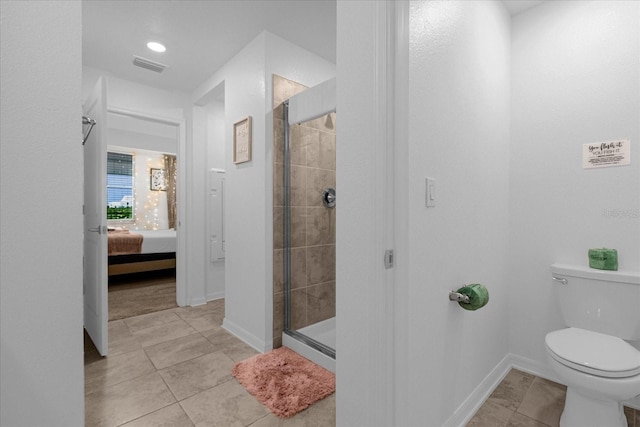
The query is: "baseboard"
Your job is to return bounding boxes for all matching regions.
[206,291,224,302]
[443,352,640,426]
[442,354,512,427]
[189,296,207,307]
[222,318,266,353]
[507,353,560,383]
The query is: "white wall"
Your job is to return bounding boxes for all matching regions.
[0,2,84,426]
[396,1,512,425]
[193,31,335,352]
[193,33,268,347]
[205,99,226,301]
[83,66,189,121]
[509,0,640,375]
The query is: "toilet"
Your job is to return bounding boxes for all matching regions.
[545,264,640,427]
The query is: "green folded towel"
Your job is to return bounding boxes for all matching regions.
[457,284,489,311]
[588,248,618,271]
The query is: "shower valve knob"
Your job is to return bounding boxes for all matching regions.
[322,187,336,208]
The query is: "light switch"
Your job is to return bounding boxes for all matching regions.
[426,177,436,207]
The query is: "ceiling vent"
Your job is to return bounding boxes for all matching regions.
[132,56,167,73]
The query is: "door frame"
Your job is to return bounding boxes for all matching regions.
[107,106,187,307]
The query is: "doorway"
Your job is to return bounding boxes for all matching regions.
[83,97,187,355]
[106,107,187,313]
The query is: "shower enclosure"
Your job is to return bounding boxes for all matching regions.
[273,75,336,372]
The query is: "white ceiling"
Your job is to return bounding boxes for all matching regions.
[502,0,545,16]
[82,0,337,93]
[83,0,544,94]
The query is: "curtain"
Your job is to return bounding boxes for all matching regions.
[164,154,177,230]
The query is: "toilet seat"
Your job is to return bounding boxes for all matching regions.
[545,327,640,378]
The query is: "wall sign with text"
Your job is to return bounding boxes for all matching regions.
[583,139,631,169]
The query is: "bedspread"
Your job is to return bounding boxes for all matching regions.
[108,230,143,255]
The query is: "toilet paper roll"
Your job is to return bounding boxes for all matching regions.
[457,284,489,311]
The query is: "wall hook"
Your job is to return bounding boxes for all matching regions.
[82,116,96,145]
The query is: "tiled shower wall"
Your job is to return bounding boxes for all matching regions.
[273,75,336,349]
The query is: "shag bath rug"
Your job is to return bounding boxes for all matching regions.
[231,347,335,418]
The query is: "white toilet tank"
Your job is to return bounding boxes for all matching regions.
[551,264,640,340]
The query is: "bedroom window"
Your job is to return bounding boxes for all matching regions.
[107,152,134,221]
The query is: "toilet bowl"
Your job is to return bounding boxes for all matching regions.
[546,264,640,427]
[545,327,640,427]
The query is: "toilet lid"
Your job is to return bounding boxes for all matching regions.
[545,328,640,378]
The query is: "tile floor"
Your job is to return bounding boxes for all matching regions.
[84,299,335,427]
[86,301,638,427]
[467,368,639,427]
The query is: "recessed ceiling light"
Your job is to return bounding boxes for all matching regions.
[147,41,166,53]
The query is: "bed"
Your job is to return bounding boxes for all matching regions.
[107,229,176,276]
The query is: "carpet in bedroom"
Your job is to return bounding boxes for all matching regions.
[108,270,177,321]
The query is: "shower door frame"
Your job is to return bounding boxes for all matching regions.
[282,99,336,360]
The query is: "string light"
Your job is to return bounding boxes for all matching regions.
[132,151,165,230]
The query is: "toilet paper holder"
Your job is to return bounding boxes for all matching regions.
[449,291,470,304]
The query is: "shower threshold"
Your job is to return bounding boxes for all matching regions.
[283,317,336,373]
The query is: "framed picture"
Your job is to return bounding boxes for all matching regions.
[233,116,252,164]
[150,168,166,191]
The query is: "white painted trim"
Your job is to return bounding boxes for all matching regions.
[107,106,187,307]
[206,291,225,302]
[443,354,513,427]
[392,1,411,425]
[189,296,207,307]
[336,1,396,426]
[222,318,267,353]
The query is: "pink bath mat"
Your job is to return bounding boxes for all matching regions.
[231,346,335,418]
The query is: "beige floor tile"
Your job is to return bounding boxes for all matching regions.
[85,331,103,364]
[175,301,222,318]
[144,334,217,370]
[180,311,223,333]
[85,349,156,395]
[467,399,513,427]
[180,380,269,427]
[249,394,336,427]
[124,309,182,333]
[109,332,143,357]
[131,319,197,348]
[202,326,246,352]
[506,412,549,427]
[222,341,260,363]
[108,319,131,338]
[85,372,176,427]
[176,304,223,320]
[488,369,535,411]
[121,403,194,427]
[159,351,235,401]
[623,406,634,427]
[516,377,566,427]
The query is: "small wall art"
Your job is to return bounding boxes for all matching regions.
[233,116,252,164]
[150,168,167,191]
